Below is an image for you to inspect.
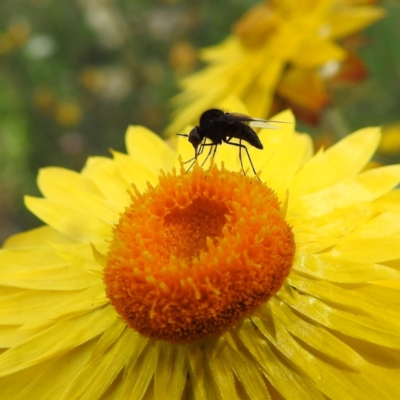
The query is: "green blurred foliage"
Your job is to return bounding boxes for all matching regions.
[0,0,399,244]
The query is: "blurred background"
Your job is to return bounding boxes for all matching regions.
[1,0,400,244]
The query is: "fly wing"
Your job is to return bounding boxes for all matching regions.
[248,119,281,129]
[227,112,283,130]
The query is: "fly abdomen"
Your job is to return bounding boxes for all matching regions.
[234,124,263,150]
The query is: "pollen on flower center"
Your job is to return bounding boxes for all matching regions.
[104,163,295,343]
[158,197,229,263]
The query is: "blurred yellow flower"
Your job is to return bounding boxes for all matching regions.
[1,107,400,398]
[0,21,30,55]
[32,86,57,115]
[80,66,106,93]
[378,122,400,158]
[166,0,384,135]
[169,40,198,76]
[54,101,83,127]
[8,21,31,48]
[0,34,14,55]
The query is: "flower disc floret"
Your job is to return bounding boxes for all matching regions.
[104,163,295,343]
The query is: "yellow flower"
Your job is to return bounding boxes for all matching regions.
[1,107,400,399]
[165,0,384,134]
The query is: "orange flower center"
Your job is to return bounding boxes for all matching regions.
[104,163,295,343]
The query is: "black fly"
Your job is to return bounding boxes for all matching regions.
[178,108,286,179]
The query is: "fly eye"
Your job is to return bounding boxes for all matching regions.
[188,127,202,148]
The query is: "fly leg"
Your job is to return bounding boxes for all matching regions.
[184,139,218,172]
[223,137,261,181]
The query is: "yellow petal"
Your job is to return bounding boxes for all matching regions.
[328,7,386,39]
[217,95,249,114]
[222,336,271,400]
[242,85,274,124]
[293,37,346,67]
[0,306,117,376]
[375,189,400,213]
[125,125,176,174]
[251,109,298,170]
[0,340,96,399]
[289,272,400,330]
[154,341,187,400]
[278,283,400,349]
[242,60,283,117]
[0,325,30,348]
[249,311,322,387]
[113,341,156,399]
[292,202,375,255]
[200,36,240,62]
[0,287,72,325]
[3,226,73,249]
[175,128,195,170]
[291,165,400,218]
[262,298,399,399]
[22,284,107,331]
[81,156,131,208]
[0,247,99,290]
[36,167,98,198]
[88,318,126,362]
[25,196,111,243]
[347,210,400,240]
[295,253,400,283]
[271,298,364,369]
[52,241,104,274]
[60,324,133,400]
[288,127,382,206]
[37,167,119,223]
[103,333,149,400]
[111,150,158,190]
[187,345,221,400]
[212,135,241,172]
[371,280,400,290]
[260,133,313,199]
[206,338,238,400]
[331,237,400,264]
[238,319,324,399]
